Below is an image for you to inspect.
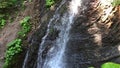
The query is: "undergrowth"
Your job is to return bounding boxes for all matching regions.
[46,0,57,8]
[4,16,31,68]
[0,0,17,28]
[4,39,22,68]
[18,16,31,38]
[0,18,6,28]
[0,0,24,29]
[0,0,17,9]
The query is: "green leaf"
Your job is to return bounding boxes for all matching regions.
[101,62,120,68]
[46,0,55,8]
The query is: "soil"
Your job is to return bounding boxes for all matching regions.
[0,0,40,67]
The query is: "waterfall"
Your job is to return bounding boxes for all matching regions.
[22,0,83,68]
[36,0,82,68]
[22,0,120,68]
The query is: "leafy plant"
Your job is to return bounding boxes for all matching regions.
[46,0,55,8]
[4,39,22,68]
[101,62,120,68]
[0,0,23,29]
[0,0,18,9]
[0,19,6,28]
[112,0,120,6]
[18,16,31,37]
[4,16,31,68]
[0,14,6,28]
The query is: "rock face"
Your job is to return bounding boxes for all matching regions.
[23,0,120,68]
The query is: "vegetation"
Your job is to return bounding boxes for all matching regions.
[4,16,31,68]
[0,18,6,28]
[0,0,31,68]
[2,0,120,68]
[18,16,31,38]
[4,39,22,68]
[0,14,6,29]
[0,0,18,9]
[0,0,23,29]
[112,0,120,6]
[46,0,56,8]
[101,62,120,68]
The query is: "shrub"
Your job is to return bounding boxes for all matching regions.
[0,0,18,9]
[0,14,6,28]
[46,0,55,8]
[18,16,31,37]
[4,39,22,68]
[0,0,22,29]
[0,19,6,28]
[3,16,31,68]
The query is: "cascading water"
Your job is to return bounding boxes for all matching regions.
[22,0,120,68]
[37,0,82,68]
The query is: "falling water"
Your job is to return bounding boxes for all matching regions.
[22,0,119,68]
[22,1,66,68]
[36,0,82,68]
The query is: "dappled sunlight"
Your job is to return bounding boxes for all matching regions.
[100,0,113,5]
[94,34,102,46]
[99,0,115,22]
[118,45,120,51]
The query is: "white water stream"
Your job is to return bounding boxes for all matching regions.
[23,0,82,68]
[37,0,82,68]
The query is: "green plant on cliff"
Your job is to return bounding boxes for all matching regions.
[112,0,120,6]
[0,18,6,28]
[0,0,18,9]
[46,0,55,8]
[0,0,23,29]
[4,16,31,68]
[4,39,22,68]
[18,16,31,37]
[101,62,120,68]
